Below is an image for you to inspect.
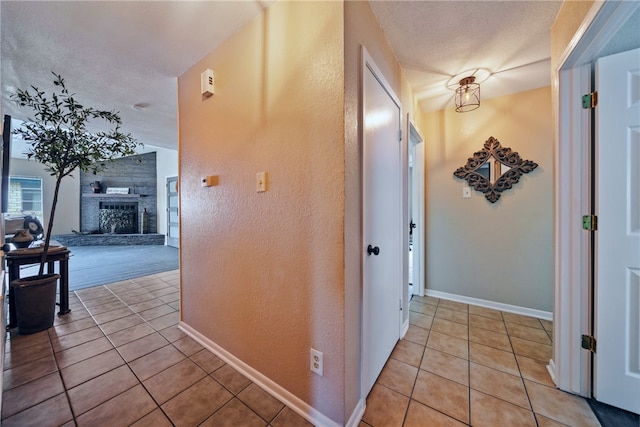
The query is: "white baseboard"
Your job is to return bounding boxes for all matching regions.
[424,289,553,321]
[179,322,341,427]
[401,317,410,338]
[547,358,558,387]
[345,398,365,427]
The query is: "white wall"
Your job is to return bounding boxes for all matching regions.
[421,87,553,312]
[153,146,178,237]
[8,158,80,235]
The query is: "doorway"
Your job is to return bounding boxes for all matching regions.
[166,176,179,248]
[407,119,424,300]
[361,48,403,398]
[554,0,640,412]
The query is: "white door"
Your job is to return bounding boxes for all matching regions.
[362,49,402,397]
[594,47,640,413]
[166,176,179,248]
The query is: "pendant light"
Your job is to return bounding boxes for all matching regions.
[455,76,480,112]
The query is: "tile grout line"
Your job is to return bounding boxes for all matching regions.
[410,297,473,426]
[73,283,155,425]
[2,329,77,424]
[74,277,276,426]
[502,307,541,426]
[400,296,435,426]
[375,296,601,427]
[410,297,557,427]
[74,285,175,425]
[52,339,79,425]
[467,302,472,426]
[430,299,472,425]
[56,290,110,425]
[2,273,180,425]
[69,277,183,425]
[95,275,191,424]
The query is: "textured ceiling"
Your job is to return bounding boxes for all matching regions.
[369,1,563,112]
[1,1,270,151]
[1,1,562,152]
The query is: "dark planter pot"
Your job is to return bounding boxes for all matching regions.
[11,273,59,335]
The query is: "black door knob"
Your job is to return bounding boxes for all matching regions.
[367,245,380,256]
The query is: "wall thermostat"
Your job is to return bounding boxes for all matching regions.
[201,69,214,97]
[201,175,218,187]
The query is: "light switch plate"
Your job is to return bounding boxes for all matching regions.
[463,187,471,198]
[256,172,267,192]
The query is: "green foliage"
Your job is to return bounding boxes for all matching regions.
[11,72,140,179]
[10,72,141,274]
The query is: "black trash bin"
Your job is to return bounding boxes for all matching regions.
[11,273,59,335]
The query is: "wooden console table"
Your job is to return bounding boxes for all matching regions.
[5,244,71,330]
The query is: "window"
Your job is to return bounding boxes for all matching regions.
[8,177,43,219]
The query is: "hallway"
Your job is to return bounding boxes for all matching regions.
[361,295,600,426]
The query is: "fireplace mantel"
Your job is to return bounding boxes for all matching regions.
[82,193,145,198]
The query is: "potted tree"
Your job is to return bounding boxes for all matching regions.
[9,73,140,334]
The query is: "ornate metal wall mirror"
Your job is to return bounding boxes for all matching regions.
[453,136,538,203]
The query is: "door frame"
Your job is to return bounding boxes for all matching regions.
[166,176,179,248]
[407,117,425,297]
[360,46,405,399]
[553,0,640,397]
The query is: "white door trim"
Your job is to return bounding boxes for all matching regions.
[553,0,640,396]
[360,46,404,400]
[166,176,179,248]
[408,118,425,297]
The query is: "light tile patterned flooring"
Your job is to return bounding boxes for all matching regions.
[360,295,601,427]
[2,271,602,427]
[2,270,312,427]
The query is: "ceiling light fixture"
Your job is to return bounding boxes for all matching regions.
[455,76,480,112]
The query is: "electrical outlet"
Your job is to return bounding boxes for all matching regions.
[310,348,323,376]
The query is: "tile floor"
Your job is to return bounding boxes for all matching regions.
[2,270,312,427]
[2,272,602,427]
[360,295,602,427]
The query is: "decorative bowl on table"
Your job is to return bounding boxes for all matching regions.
[11,229,34,248]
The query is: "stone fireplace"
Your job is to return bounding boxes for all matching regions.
[99,201,138,234]
[79,152,157,235]
[52,152,165,246]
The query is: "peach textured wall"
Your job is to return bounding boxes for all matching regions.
[178,1,346,423]
[420,87,553,312]
[550,0,595,74]
[549,0,595,144]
